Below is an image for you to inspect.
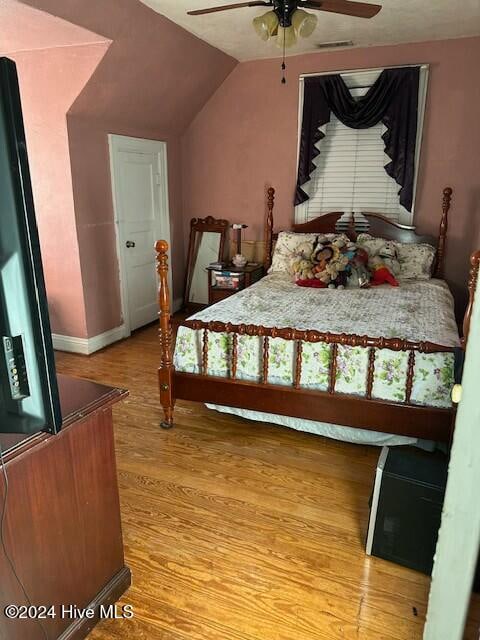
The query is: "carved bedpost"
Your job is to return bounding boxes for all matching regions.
[264,187,275,271]
[435,187,452,278]
[462,250,480,348]
[155,240,175,429]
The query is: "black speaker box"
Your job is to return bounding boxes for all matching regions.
[366,446,479,591]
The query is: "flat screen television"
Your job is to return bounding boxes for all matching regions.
[0,57,61,446]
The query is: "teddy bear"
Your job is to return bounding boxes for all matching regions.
[289,241,315,280]
[291,258,315,281]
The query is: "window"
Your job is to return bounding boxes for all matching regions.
[295,67,428,226]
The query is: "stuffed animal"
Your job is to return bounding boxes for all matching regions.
[289,241,315,280]
[348,247,370,288]
[325,251,349,288]
[295,237,352,289]
[378,242,400,276]
[370,255,399,287]
[313,242,350,288]
[312,246,335,284]
[291,258,315,281]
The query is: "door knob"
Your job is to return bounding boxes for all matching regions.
[126,241,135,248]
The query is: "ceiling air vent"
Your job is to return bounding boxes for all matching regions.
[316,40,354,49]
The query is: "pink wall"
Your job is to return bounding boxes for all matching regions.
[23,0,237,337]
[182,37,480,309]
[6,44,109,337]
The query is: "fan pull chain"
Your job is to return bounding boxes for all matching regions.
[281,36,287,84]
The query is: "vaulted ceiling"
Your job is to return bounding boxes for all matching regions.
[139,0,480,61]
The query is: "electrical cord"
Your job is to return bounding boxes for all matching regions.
[0,441,49,640]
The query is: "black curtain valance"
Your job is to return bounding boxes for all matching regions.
[295,67,420,212]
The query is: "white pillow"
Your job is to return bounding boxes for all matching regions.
[356,233,436,281]
[269,231,350,274]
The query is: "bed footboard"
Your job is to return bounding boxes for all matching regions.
[175,320,456,441]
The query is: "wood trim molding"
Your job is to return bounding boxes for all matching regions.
[56,566,131,640]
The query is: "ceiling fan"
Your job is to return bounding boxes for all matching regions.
[187,1,382,83]
[187,1,382,47]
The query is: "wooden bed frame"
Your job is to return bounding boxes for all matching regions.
[155,187,480,443]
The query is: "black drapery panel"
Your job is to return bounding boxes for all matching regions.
[295,67,420,212]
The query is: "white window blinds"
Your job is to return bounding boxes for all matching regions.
[295,67,428,226]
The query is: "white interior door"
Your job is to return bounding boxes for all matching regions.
[109,134,171,334]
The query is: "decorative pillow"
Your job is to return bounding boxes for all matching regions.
[396,243,436,280]
[356,233,436,281]
[269,231,350,274]
[269,232,317,274]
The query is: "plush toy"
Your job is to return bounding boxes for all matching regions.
[325,251,349,288]
[378,242,401,276]
[347,247,370,288]
[296,240,315,260]
[312,246,335,284]
[291,258,315,281]
[289,241,315,280]
[312,242,350,288]
[294,237,352,289]
[370,255,399,287]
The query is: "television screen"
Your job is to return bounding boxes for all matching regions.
[0,57,61,442]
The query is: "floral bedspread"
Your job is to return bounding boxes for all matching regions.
[174,274,459,409]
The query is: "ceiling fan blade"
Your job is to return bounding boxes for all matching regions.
[301,0,382,19]
[187,2,270,15]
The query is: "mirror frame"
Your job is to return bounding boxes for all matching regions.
[183,216,229,309]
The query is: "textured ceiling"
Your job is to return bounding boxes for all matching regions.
[139,0,480,61]
[0,0,107,54]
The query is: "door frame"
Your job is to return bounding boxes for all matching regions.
[108,133,172,337]
[424,273,480,639]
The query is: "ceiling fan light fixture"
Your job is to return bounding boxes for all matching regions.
[252,10,279,41]
[276,25,297,49]
[291,8,318,38]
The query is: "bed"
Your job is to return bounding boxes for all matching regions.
[155,187,480,444]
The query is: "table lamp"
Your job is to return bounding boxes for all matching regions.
[231,223,248,268]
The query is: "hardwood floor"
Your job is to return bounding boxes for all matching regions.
[55,324,480,640]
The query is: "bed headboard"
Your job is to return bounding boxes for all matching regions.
[263,187,453,280]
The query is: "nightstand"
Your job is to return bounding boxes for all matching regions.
[207,264,264,305]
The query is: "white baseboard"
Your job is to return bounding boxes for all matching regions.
[52,325,127,355]
[53,298,182,356]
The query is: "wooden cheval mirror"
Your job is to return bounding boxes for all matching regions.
[183,216,229,310]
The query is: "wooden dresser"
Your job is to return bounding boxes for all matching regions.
[0,374,131,640]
